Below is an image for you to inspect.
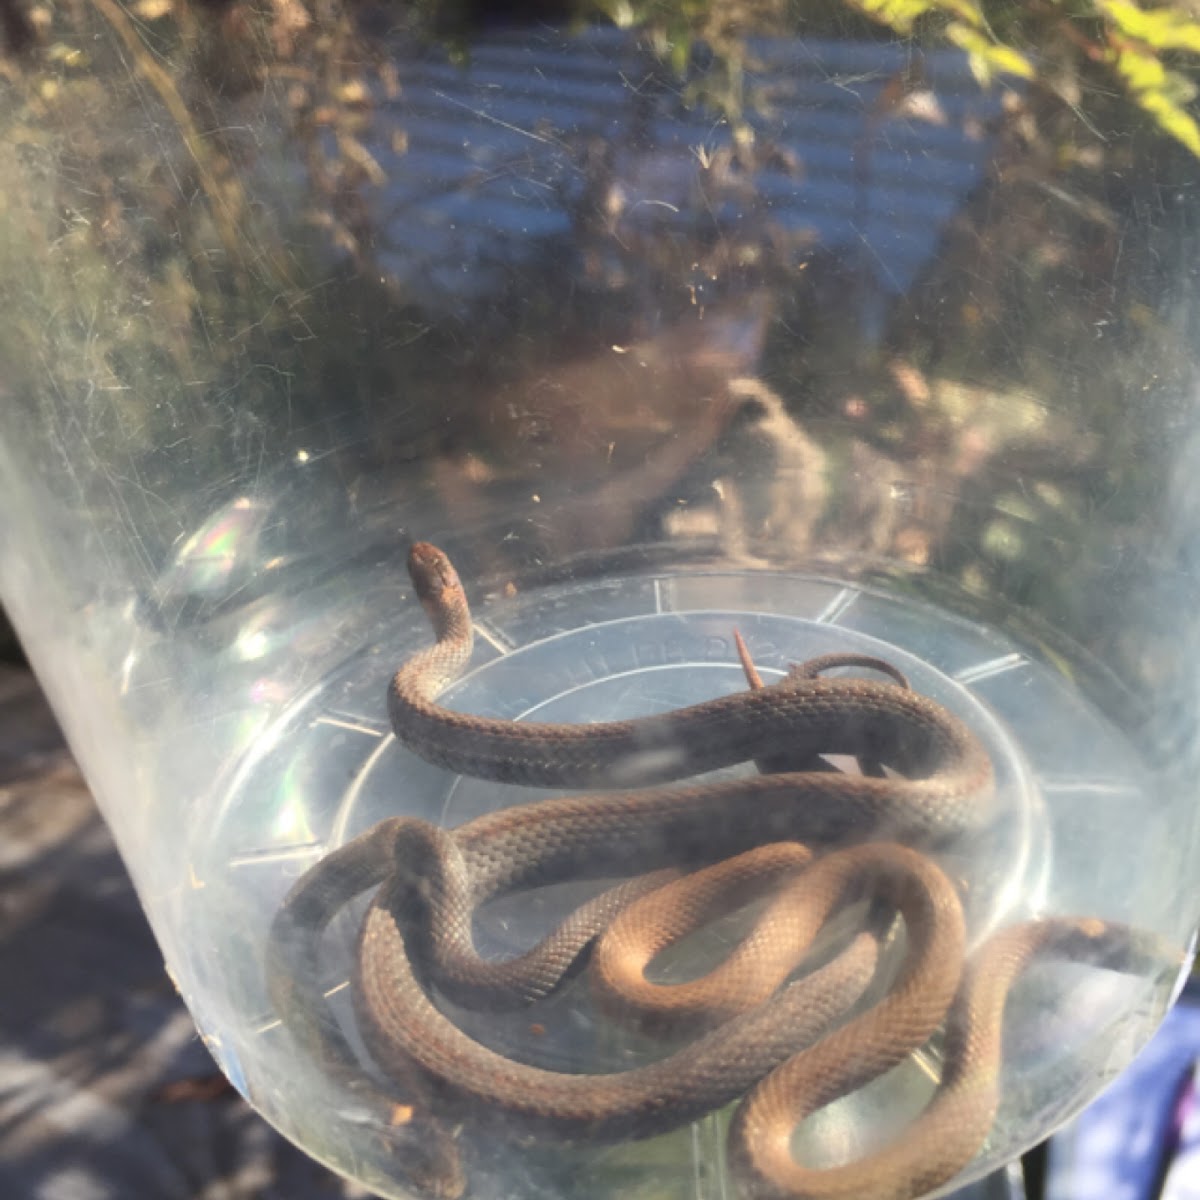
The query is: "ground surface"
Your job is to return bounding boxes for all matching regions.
[0,667,361,1200]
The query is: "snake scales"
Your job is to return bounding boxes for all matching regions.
[265,542,1172,1200]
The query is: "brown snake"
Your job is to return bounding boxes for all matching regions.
[266,542,1175,1200]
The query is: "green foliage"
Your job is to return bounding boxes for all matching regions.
[842,0,984,36]
[1097,0,1200,51]
[943,21,1035,82]
[1100,4,1200,154]
[608,0,1200,157]
[836,0,1200,155]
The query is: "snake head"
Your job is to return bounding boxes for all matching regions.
[408,542,463,604]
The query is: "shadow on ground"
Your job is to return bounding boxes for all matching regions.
[0,667,363,1199]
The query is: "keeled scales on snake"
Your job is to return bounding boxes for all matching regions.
[266,542,1174,1200]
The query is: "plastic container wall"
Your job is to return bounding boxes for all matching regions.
[0,7,1197,1200]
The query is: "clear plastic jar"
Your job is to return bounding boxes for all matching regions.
[0,6,1196,1200]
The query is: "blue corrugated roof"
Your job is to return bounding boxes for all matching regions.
[362,28,1011,310]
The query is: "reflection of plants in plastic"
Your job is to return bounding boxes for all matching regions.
[5,0,1200,154]
[594,0,1200,158]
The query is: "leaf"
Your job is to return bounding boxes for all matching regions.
[1108,42,1200,154]
[844,0,991,33]
[945,22,1036,83]
[936,0,990,29]
[1096,0,1200,54]
[842,0,938,35]
[1139,90,1200,154]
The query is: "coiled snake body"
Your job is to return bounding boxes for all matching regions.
[266,543,1172,1200]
